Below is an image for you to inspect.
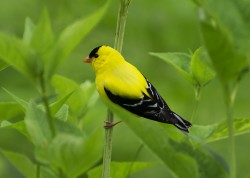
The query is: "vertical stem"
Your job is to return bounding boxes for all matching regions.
[36,164,40,178]
[224,83,237,178]
[39,72,56,138]
[127,144,144,178]
[190,85,201,122]
[102,1,131,178]
[114,0,131,51]
[102,110,114,178]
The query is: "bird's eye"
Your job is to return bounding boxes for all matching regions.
[94,54,99,58]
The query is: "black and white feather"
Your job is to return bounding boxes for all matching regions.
[104,78,192,133]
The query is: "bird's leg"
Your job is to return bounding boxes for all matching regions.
[104,121,122,129]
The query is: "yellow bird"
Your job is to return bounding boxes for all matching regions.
[84,45,191,133]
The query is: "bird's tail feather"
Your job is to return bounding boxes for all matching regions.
[172,112,192,134]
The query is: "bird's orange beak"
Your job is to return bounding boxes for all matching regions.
[83,57,92,63]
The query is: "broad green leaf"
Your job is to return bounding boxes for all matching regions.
[0,127,35,161]
[30,9,54,62]
[169,140,228,178]
[1,120,30,140]
[52,75,97,117]
[2,151,57,178]
[46,2,109,77]
[109,105,228,177]
[35,118,85,166]
[111,107,199,178]
[191,118,250,143]
[2,151,36,178]
[0,33,35,80]
[88,161,156,178]
[3,88,28,110]
[50,91,74,116]
[47,129,103,178]
[0,102,23,121]
[0,59,8,71]
[24,102,52,146]
[55,104,69,121]
[22,17,35,45]
[198,5,249,84]
[191,47,215,87]
[201,0,250,58]
[150,52,195,85]
[150,49,215,88]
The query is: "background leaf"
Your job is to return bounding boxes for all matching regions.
[191,47,215,87]
[0,33,36,80]
[198,3,249,83]
[88,161,156,178]
[46,2,109,77]
[0,127,34,161]
[0,102,23,121]
[52,75,97,118]
[0,59,8,71]
[192,118,250,143]
[47,129,103,178]
[24,102,52,146]
[30,9,54,63]
[150,52,194,85]
[2,151,36,178]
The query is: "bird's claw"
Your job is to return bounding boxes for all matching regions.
[104,121,122,129]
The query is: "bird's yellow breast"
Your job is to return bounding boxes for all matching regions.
[95,61,148,100]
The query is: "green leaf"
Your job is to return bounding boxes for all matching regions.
[1,120,31,141]
[108,105,228,177]
[150,48,215,88]
[191,47,215,87]
[0,127,35,161]
[46,2,109,77]
[111,107,199,178]
[24,102,52,146]
[169,140,229,178]
[3,88,28,110]
[2,151,57,178]
[55,104,69,122]
[30,9,54,61]
[0,102,23,121]
[150,52,195,85]
[22,17,35,45]
[198,4,249,84]
[47,129,103,178]
[50,91,74,116]
[0,33,35,80]
[191,118,250,143]
[52,75,97,117]
[88,161,156,178]
[0,59,8,71]
[2,151,36,178]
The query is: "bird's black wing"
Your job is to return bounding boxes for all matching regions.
[104,79,192,132]
[104,79,171,123]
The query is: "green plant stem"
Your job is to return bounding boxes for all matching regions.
[36,164,40,178]
[39,72,56,138]
[114,0,131,51]
[102,1,131,178]
[191,85,201,122]
[224,83,238,178]
[102,109,114,178]
[127,144,144,178]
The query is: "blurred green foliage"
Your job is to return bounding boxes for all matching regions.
[0,0,250,178]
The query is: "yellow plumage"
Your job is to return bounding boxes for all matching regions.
[92,46,149,99]
[84,45,192,133]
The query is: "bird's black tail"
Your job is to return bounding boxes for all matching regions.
[172,112,192,134]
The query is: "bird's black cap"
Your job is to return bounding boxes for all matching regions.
[89,45,102,58]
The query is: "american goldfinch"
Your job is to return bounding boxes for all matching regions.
[84,45,191,133]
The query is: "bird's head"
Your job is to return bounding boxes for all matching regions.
[84,45,124,73]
